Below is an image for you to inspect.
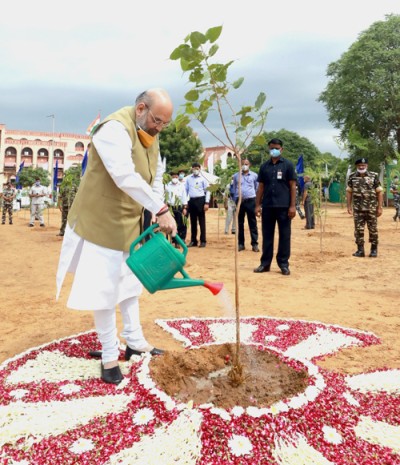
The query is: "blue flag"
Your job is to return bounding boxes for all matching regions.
[296,154,304,192]
[81,148,88,176]
[15,161,25,188]
[53,159,59,200]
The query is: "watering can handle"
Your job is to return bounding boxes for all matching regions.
[129,223,188,258]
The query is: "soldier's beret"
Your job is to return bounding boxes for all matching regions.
[355,158,368,165]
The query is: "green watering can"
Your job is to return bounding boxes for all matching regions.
[126,224,223,295]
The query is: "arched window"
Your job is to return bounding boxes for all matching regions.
[5,147,17,156]
[21,147,33,156]
[75,141,84,151]
[38,148,49,158]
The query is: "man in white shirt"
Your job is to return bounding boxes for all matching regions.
[56,88,177,384]
[29,178,47,227]
[165,171,188,247]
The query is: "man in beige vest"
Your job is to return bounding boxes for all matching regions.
[56,88,176,384]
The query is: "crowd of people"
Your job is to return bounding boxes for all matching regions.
[1,88,395,385]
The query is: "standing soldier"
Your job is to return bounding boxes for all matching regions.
[346,158,383,258]
[390,175,400,221]
[1,181,16,225]
[57,168,80,236]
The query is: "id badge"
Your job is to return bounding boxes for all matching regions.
[277,170,282,180]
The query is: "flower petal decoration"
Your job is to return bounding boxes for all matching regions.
[0,316,398,465]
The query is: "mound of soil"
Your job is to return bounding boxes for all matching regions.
[149,344,309,409]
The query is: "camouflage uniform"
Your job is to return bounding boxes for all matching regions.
[390,180,400,221]
[58,183,78,235]
[347,170,382,247]
[1,185,16,224]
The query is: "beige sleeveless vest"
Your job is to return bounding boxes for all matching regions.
[68,106,159,251]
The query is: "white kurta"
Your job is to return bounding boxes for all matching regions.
[56,121,165,310]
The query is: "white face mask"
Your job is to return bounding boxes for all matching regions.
[357,168,367,174]
[193,169,200,176]
[172,178,178,184]
[242,165,250,171]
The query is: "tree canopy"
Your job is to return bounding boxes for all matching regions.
[318,14,400,169]
[246,129,340,174]
[159,123,203,173]
[15,167,50,188]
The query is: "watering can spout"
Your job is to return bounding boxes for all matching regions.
[203,281,224,295]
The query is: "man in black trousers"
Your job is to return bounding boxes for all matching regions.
[253,138,297,275]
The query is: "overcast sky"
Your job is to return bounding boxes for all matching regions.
[1,0,399,158]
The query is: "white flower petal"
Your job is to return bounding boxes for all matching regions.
[228,434,253,457]
[132,408,154,425]
[322,425,343,444]
[345,370,400,394]
[0,394,133,447]
[69,437,95,454]
[273,434,335,464]
[355,415,400,453]
[106,410,202,465]
[283,328,363,361]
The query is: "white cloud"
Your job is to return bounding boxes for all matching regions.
[1,0,398,157]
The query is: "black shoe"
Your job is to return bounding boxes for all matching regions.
[238,245,245,251]
[253,265,270,273]
[40,224,45,227]
[231,231,236,234]
[9,222,12,225]
[187,242,198,247]
[252,245,259,252]
[56,233,64,236]
[281,267,290,276]
[369,246,378,258]
[89,350,102,358]
[199,242,206,248]
[125,345,164,361]
[353,247,365,257]
[101,364,123,384]
[1,223,4,225]
[29,224,34,227]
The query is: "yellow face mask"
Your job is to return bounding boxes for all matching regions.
[137,126,155,148]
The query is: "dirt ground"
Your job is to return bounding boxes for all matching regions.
[1,204,399,398]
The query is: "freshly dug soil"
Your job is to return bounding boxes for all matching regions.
[149,343,309,409]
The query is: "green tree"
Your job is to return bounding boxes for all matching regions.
[17,167,50,188]
[247,129,325,170]
[318,14,400,169]
[159,123,203,172]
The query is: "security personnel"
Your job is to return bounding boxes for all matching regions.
[346,158,383,257]
[57,180,79,236]
[1,181,16,225]
[185,162,210,247]
[390,175,400,221]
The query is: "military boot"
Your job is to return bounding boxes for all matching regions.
[352,245,365,257]
[369,245,378,258]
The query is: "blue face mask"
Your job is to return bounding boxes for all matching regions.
[269,148,281,158]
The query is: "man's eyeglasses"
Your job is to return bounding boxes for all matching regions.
[145,105,170,128]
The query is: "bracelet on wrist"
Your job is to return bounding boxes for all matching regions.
[156,205,169,217]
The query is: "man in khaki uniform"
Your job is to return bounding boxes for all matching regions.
[346,158,383,257]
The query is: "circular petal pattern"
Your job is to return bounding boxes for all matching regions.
[0,317,399,464]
